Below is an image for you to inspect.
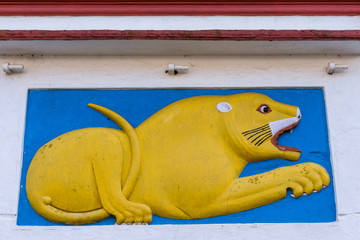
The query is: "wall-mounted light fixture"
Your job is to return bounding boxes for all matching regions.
[166,64,189,75]
[2,63,24,74]
[326,62,348,75]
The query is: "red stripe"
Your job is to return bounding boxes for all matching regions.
[1,30,359,41]
[0,3,359,16]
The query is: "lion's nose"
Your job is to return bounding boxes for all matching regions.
[296,108,301,119]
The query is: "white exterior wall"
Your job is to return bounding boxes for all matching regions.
[0,16,360,239]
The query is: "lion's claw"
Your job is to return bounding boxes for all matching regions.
[285,162,330,199]
[112,201,152,225]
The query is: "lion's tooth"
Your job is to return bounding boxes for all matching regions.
[269,117,299,136]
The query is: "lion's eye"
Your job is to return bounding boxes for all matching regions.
[257,104,271,114]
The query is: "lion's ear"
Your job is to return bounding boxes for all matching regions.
[216,102,232,113]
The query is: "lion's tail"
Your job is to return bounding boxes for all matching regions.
[88,103,141,199]
[27,195,110,225]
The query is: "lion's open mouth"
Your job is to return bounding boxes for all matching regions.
[242,108,301,151]
[269,108,301,153]
[270,120,301,153]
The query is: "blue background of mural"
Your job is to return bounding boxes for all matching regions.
[17,89,336,225]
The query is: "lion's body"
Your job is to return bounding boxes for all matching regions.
[132,96,243,219]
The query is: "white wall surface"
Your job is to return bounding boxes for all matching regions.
[0,54,359,239]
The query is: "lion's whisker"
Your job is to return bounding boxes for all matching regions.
[247,129,270,140]
[245,127,269,138]
[242,124,269,135]
[242,124,270,136]
[255,133,273,146]
[250,130,272,143]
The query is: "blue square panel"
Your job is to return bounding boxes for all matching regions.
[18,89,336,225]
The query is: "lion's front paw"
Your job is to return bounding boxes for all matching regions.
[113,201,152,225]
[281,162,330,198]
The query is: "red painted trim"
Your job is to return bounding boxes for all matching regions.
[0,2,359,16]
[1,30,359,41]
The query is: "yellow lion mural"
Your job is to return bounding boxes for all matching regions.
[26,93,330,224]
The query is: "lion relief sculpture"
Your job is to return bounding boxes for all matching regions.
[26,93,330,224]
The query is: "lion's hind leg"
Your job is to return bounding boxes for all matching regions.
[90,130,152,224]
[195,162,330,218]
